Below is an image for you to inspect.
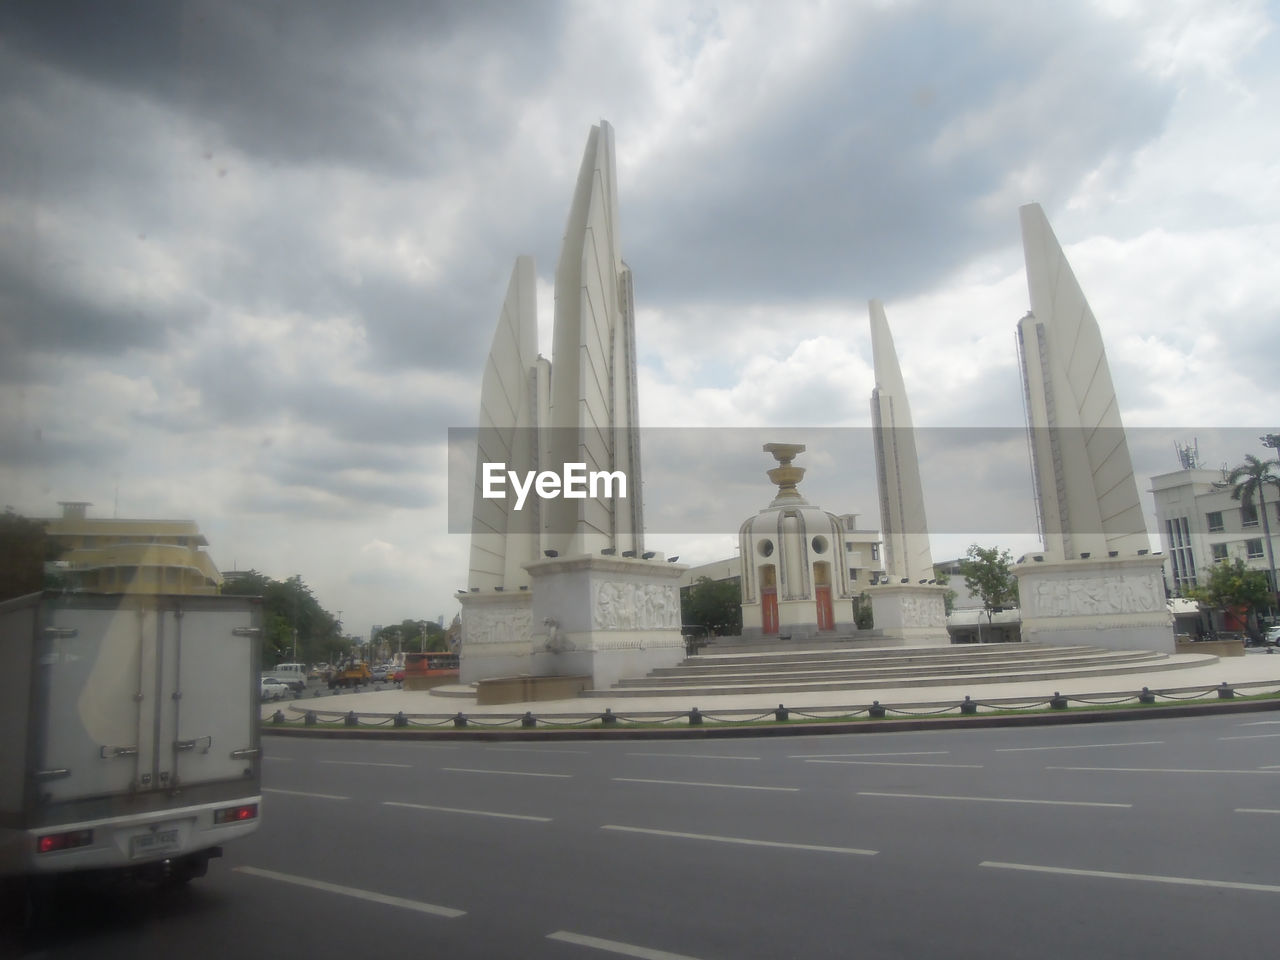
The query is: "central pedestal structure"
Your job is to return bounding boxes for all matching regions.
[525,554,688,690]
[1014,555,1174,653]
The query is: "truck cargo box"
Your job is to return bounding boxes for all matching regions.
[0,592,263,880]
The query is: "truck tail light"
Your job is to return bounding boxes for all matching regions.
[37,829,93,853]
[214,803,258,824]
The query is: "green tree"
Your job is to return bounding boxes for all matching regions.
[375,618,447,655]
[1187,558,1270,637]
[933,569,957,615]
[959,544,1018,643]
[221,570,343,665]
[852,591,874,629]
[0,508,65,601]
[1221,452,1280,598]
[680,576,742,637]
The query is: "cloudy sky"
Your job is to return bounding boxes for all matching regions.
[3,0,1277,638]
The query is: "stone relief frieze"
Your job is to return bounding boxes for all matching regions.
[899,594,946,628]
[592,580,681,630]
[1029,575,1163,618]
[463,608,532,646]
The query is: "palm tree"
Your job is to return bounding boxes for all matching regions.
[1224,453,1280,603]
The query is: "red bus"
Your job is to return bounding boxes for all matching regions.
[403,651,460,690]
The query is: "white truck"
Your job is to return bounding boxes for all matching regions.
[0,591,263,891]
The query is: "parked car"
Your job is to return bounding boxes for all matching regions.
[260,677,291,701]
[1265,625,1280,646]
[371,665,390,682]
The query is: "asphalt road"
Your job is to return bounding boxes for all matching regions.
[17,712,1280,959]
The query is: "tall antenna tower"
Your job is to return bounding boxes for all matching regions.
[1174,438,1201,471]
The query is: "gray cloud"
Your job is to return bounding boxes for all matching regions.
[626,4,1171,306]
[0,0,568,176]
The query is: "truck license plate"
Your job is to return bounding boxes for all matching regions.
[130,827,181,860]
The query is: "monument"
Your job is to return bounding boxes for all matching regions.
[738,443,862,642]
[1014,203,1174,653]
[867,300,950,644]
[459,122,686,688]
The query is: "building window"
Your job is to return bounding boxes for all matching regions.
[1206,511,1224,532]
[1241,503,1259,527]
[871,544,880,562]
[1246,538,1264,559]
[1211,543,1229,560]
[849,568,859,582]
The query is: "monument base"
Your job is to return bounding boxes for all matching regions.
[525,554,688,690]
[1013,554,1175,654]
[869,584,951,646]
[458,590,534,684]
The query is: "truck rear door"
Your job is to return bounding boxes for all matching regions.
[34,595,260,803]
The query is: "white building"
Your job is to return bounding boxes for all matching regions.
[1150,467,1280,595]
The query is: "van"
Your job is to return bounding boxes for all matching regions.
[262,661,307,692]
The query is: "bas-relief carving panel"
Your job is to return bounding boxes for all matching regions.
[899,594,946,628]
[1027,575,1163,619]
[464,608,532,646]
[592,580,681,631]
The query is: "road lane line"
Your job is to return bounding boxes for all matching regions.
[602,824,876,856]
[788,751,950,759]
[485,746,591,755]
[613,777,798,792]
[1048,766,1280,775]
[805,759,982,769]
[996,741,1163,752]
[383,801,552,822]
[234,866,465,917]
[443,767,573,778]
[1218,733,1280,740]
[263,788,350,800]
[1239,720,1280,725]
[980,860,1280,895]
[317,760,412,768]
[547,930,703,960]
[1236,808,1280,815]
[627,752,760,761]
[858,791,1130,809]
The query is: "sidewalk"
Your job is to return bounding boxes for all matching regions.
[273,649,1280,721]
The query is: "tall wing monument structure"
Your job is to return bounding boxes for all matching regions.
[545,121,646,558]
[1014,203,1173,652]
[867,301,949,644]
[460,122,685,688]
